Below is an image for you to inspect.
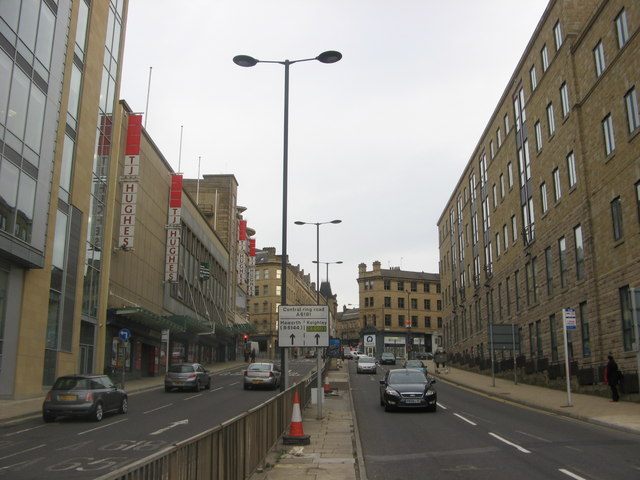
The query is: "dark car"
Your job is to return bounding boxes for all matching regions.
[42,374,128,422]
[403,359,427,375]
[164,363,211,392]
[243,362,282,390]
[379,368,437,412]
[380,352,396,365]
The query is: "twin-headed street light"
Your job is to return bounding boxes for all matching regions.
[234,51,342,392]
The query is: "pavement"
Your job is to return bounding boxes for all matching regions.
[2,359,639,480]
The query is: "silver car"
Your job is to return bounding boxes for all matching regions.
[356,355,377,374]
[164,363,211,392]
[243,362,282,390]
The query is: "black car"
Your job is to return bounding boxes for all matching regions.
[379,368,437,412]
[42,374,128,422]
[379,352,396,365]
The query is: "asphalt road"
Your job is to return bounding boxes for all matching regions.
[0,360,314,480]
[349,361,640,480]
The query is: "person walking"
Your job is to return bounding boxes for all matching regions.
[604,355,620,402]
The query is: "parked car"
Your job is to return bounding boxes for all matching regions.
[380,352,396,365]
[379,368,437,412]
[356,355,377,374]
[244,362,282,390]
[42,374,128,422]
[342,347,353,359]
[403,359,427,375]
[164,363,211,392]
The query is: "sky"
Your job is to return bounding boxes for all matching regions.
[120,0,550,309]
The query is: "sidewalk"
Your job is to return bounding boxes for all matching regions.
[0,360,247,424]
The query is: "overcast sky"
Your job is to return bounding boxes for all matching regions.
[120,0,550,309]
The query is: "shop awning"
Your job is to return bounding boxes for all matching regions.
[112,306,186,333]
[165,314,214,334]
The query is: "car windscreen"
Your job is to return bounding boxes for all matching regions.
[389,372,426,384]
[169,365,194,373]
[405,361,423,368]
[52,378,91,390]
[248,364,271,371]
[359,357,375,362]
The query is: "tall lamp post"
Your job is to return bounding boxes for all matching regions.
[406,290,412,359]
[294,220,342,305]
[312,260,343,284]
[234,51,342,391]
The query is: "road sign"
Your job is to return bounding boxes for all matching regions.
[563,308,577,330]
[278,305,329,347]
[364,334,375,347]
[119,328,131,341]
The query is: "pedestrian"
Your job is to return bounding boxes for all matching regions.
[250,348,256,363]
[604,355,620,402]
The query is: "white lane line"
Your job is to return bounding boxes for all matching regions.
[559,468,588,480]
[454,413,477,426]
[436,402,447,410]
[4,424,46,437]
[489,432,531,453]
[210,387,224,393]
[183,393,202,401]
[0,444,46,461]
[516,430,552,443]
[77,418,128,435]
[144,403,173,414]
[150,419,188,436]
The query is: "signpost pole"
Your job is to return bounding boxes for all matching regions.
[562,308,575,407]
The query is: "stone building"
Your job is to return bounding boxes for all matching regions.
[437,0,639,390]
[357,262,443,359]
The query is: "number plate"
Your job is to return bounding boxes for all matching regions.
[59,395,77,401]
[404,399,421,404]
[252,380,263,384]
[174,382,184,385]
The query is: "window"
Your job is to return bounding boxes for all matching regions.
[624,87,639,133]
[550,314,558,362]
[553,168,562,201]
[541,44,549,72]
[276,269,281,279]
[558,237,568,289]
[254,270,260,281]
[384,314,392,327]
[507,162,513,188]
[530,65,537,91]
[499,174,505,199]
[263,285,269,295]
[620,286,634,351]
[515,269,521,312]
[410,281,417,292]
[611,196,624,241]
[603,114,616,156]
[397,281,404,291]
[578,302,590,358]
[504,114,510,135]
[636,181,640,222]
[545,247,553,296]
[574,225,585,280]
[398,315,405,327]
[497,127,502,148]
[535,121,543,151]
[560,82,570,117]
[424,316,431,328]
[554,21,563,51]
[423,283,430,293]
[567,152,577,188]
[384,280,391,290]
[398,297,405,308]
[593,41,605,78]
[384,296,391,307]
[424,299,431,309]
[615,9,629,49]
[490,140,495,159]
[511,215,517,242]
[547,103,556,135]
[503,224,508,250]
[540,182,548,214]
[492,184,497,209]
[264,269,269,279]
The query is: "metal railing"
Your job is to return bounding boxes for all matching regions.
[96,367,319,480]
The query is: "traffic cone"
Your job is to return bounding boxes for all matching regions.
[323,374,332,393]
[283,391,310,445]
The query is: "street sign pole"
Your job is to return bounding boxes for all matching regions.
[562,308,576,407]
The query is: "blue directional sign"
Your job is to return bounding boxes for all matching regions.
[119,328,131,341]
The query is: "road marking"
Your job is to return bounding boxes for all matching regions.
[229,381,240,386]
[436,402,447,410]
[516,431,551,443]
[0,444,46,461]
[210,387,224,393]
[488,432,531,453]
[144,403,173,414]
[78,418,128,435]
[559,468,588,480]
[4,424,46,436]
[454,413,477,426]
[183,393,202,401]
[150,419,189,436]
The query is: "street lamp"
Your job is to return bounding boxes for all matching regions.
[312,260,343,283]
[406,290,412,359]
[234,51,342,390]
[294,220,342,305]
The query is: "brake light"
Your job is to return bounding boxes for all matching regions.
[188,374,196,379]
[86,392,93,402]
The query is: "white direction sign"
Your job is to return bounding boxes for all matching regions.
[278,305,329,347]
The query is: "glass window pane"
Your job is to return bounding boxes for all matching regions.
[52,210,68,269]
[25,84,46,153]
[7,66,30,138]
[18,0,40,51]
[35,3,55,69]
[0,49,12,125]
[15,171,36,242]
[0,160,19,233]
[0,1,21,31]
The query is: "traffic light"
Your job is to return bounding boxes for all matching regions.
[243,334,249,342]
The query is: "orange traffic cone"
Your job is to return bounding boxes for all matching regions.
[323,374,332,393]
[283,391,310,445]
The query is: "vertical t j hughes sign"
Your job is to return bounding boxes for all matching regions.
[165,174,183,281]
[119,114,142,249]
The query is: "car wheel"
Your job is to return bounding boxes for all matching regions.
[119,397,128,414]
[92,402,104,422]
[43,412,56,423]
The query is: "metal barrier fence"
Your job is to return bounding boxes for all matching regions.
[95,368,319,480]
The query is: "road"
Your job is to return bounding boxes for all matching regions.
[349,360,640,480]
[0,360,314,480]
